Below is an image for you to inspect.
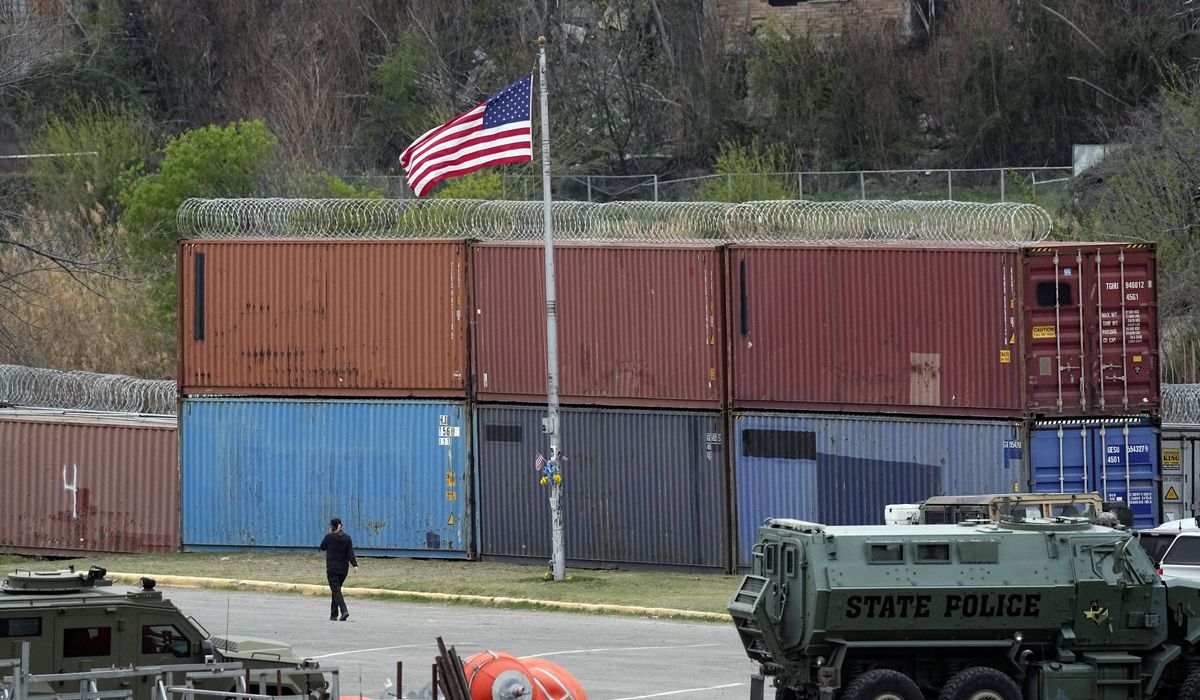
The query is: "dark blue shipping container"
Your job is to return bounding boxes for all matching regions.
[732,412,1025,568]
[181,398,470,557]
[474,405,727,569]
[1030,419,1160,529]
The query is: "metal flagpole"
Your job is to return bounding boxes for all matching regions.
[537,36,566,582]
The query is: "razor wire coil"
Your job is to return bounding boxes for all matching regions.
[177,198,1053,244]
[0,365,175,415]
[1163,384,1200,425]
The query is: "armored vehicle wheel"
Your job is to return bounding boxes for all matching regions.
[937,667,1020,700]
[1178,668,1200,700]
[840,669,922,700]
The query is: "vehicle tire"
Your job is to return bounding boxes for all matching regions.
[937,667,1021,700]
[840,669,923,700]
[1178,668,1200,700]
[775,686,799,700]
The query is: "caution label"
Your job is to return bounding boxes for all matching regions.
[1166,486,1180,501]
[1032,325,1057,339]
[999,349,1012,364]
[1164,449,1182,467]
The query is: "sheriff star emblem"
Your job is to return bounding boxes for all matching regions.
[1084,602,1110,626]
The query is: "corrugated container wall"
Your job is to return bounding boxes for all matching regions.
[0,411,178,555]
[474,404,727,569]
[181,398,470,556]
[728,242,1158,417]
[731,412,1024,568]
[178,240,469,396]
[472,243,725,408]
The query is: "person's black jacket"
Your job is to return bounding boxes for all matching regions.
[319,531,358,574]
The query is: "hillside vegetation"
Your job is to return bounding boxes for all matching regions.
[0,1,1197,378]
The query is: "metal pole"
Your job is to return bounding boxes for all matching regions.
[653,174,659,202]
[947,170,953,200]
[538,36,566,582]
[999,168,1005,202]
[859,171,866,199]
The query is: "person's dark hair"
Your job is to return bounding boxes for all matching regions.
[330,517,342,529]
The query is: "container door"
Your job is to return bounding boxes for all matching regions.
[1090,247,1157,414]
[1025,251,1089,415]
[1161,432,1200,522]
[1030,425,1093,494]
[1024,246,1158,416]
[1092,424,1159,530]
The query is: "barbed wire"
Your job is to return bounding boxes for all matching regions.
[0,365,176,415]
[176,198,1053,244]
[1163,384,1200,425]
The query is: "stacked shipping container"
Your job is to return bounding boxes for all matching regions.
[177,241,473,557]
[0,409,178,555]
[176,233,1162,569]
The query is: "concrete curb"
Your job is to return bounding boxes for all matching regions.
[107,572,733,623]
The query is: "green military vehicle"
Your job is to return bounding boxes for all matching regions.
[1,566,327,700]
[730,517,1200,700]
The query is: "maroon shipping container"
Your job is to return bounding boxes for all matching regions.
[0,410,179,555]
[472,243,725,407]
[178,240,468,396]
[728,242,1158,417]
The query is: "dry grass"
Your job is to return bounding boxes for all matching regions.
[0,553,741,616]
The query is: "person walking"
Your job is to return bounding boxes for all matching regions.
[319,517,358,621]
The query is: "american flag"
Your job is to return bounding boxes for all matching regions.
[534,452,546,472]
[399,74,534,197]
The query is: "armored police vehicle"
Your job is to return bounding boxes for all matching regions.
[730,517,1200,700]
[1,566,327,700]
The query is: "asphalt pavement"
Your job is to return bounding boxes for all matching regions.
[162,585,753,700]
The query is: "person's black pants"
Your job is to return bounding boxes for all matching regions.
[327,571,348,618]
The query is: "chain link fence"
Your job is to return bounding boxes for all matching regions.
[0,364,176,415]
[340,166,1073,208]
[177,198,1053,244]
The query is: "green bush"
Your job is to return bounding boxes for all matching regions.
[693,141,794,203]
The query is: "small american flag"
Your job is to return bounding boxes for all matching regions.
[399,74,534,197]
[534,452,546,472]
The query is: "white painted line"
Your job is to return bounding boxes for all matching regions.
[521,643,719,658]
[309,643,434,659]
[607,683,743,700]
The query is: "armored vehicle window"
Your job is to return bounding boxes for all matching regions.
[959,540,1000,563]
[869,543,905,563]
[764,542,778,573]
[1164,536,1200,565]
[142,624,190,657]
[916,543,950,563]
[63,626,111,657]
[0,617,40,637]
[743,429,816,460]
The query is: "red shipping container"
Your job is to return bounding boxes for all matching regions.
[728,242,1157,417]
[0,410,179,555]
[472,243,725,407]
[178,240,468,396]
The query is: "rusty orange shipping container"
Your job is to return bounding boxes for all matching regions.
[729,241,1158,417]
[0,410,179,555]
[472,242,725,408]
[178,240,469,396]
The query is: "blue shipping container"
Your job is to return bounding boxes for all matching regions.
[733,412,1024,568]
[474,405,727,569]
[182,398,470,557]
[1030,419,1160,529]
